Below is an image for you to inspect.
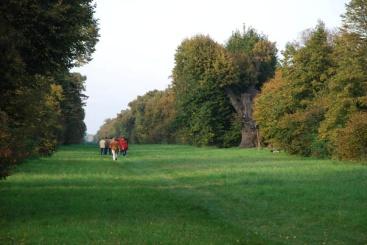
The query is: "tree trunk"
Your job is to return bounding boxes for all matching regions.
[225,87,258,148]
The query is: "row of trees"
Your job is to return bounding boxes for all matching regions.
[96,89,177,144]
[254,0,367,160]
[98,0,366,160]
[97,28,277,147]
[0,0,99,178]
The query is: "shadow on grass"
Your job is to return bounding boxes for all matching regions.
[0,178,269,244]
[1,144,367,244]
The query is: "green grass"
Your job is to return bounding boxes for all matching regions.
[1,144,366,244]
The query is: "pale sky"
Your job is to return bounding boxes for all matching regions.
[74,0,348,134]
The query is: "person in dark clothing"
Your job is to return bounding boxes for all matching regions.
[104,137,110,155]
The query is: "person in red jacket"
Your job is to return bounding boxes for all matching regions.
[118,136,128,156]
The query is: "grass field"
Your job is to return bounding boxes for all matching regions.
[0,144,366,244]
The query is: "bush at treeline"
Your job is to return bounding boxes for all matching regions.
[0,0,99,178]
[99,0,366,161]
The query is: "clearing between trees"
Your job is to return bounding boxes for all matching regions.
[0,144,366,244]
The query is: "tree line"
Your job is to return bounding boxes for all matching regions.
[254,0,367,160]
[98,0,366,161]
[0,0,99,178]
[97,29,277,147]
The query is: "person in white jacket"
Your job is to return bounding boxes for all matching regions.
[99,138,106,155]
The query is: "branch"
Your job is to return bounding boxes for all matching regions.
[225,88,243,115]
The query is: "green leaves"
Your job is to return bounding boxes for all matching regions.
[56,72,88,145]
[225,26,277,91]
[97,89,177,144]
[255,4,367,160]
[0,1,98,178]
[172,35,238,147]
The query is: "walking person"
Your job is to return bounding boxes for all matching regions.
[118,136,128,156]
[118,137,124,155]
[99,138,106,155]
[110,138,119,161]
[104,137,110,155]
[108,138,112,155]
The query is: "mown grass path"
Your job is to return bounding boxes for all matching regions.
[1,144,366,244]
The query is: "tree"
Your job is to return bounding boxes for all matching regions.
[254,23,334,156]
[0,0,98,77]
[0,0,99,178]
[115,110,135,142]
[319,0,367,159]
[96,118,120,140]
[253,70,291,147]
[56,72,88,144]
[96,89,177,144]
[224,27,277,147]
[341,0,367,39]
[129,89,176,143]
[172,35,239,146]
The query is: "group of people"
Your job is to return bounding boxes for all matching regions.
[99,137,128,161]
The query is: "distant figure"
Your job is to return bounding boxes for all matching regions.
[118,136,128,156]
[108,138,112,155]
[99,138,106,155]
[104,137,110,155]
[110,138,120,161]
[103,137,110,155]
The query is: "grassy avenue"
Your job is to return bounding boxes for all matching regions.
[1,144,366,244]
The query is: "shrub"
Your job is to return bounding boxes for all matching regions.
[335,112,367,160]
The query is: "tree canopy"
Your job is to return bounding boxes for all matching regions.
[172,35,239,146]
[96,89,177,144]
[98,0,366,161]
[0,0,99,178]
[254,0,367,160]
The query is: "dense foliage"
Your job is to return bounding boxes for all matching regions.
[96,89,177,144]
[254,23,333,156]
[224,28,277,147]
[99,31,275,148]
[254,0,367,160]
[172,35,240,146]
[56,72,89,145]
[0,0,98,178]
[99,0,365,161]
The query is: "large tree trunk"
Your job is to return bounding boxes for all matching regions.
[225,86,258,148]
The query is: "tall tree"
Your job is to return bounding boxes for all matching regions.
[254,23,334,156]
[319,0,367,159]
[0,0,98,77]
[0,0,98,178]
[56,72,88,144]
[172,35,239,146]
[224,27,277,147]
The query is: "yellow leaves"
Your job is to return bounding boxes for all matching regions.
[253,40,277,63]
[50,84,64,101]
[259,70,285,93]
[335,111,367,160]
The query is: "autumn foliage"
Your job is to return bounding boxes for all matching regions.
[336,112,367,160]
[254,0,367,160]
[99,0,366,161]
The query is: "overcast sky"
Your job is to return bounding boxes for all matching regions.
[74,0,348,134]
